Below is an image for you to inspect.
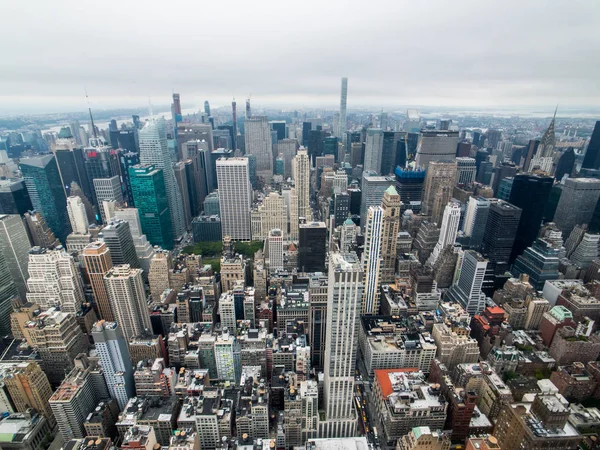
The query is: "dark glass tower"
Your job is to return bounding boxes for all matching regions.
[480,200,522,275]
[508,174,553,262]
[298,222,326,273]
[381,131,403,176]
[55,148,93,199]
[511,239,560,290]
[323,136,339,161]
[581,121,600,170]
[395,167,426,213]
[19,155,71,244]
[0,179,32,215]
[554,148,575,181]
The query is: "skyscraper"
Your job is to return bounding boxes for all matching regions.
[0,214,31,299]
[0,178,33,215]
[91,321,134,410]
[428,202,461,266]
[232,98,238,151]
[422,161,458,225]
[511,239,560,290]
[362,207,383,315]
[82,241,114,321]
[26,247,85,314]
[139,118,186,238]
[508,174,554,261]
[360,171,394,228]
[445,250,488,315]
[245,116,273,178]
[363,128,384,174]
[538,109,557,158]
[553,178,600,238]
[93,176,123,223]
[554,148,575,181]
[298,222,327,273]
[462,196,491,249]
[268,229,284,273]
[173,161,192,227]
[395,167,426,213]
[292,148,312,220]
[128,164,174,249]
[100,219,139,268]
[276,139,299,179]
[103,264,152,341]
[380,186,401,283]
[66,196,89,234]
[3,362,54,421]
[338,77,348,138]
[216,158,252,241]
[582,121,600,170]
[455,157,477,185]
[480,200,522,275]
[320,252,363,438]
[23,210,59,249]
[19,155,71,243]
[0,250,18,335]
[414,130,459,169]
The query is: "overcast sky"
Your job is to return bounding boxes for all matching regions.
[1,0,599,114]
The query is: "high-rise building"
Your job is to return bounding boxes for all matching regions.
[103,265,152,341]
[445,250,488,315]
[91,321,134,410]
[0,250,18,335]
[360,171,394,228]
[173,161,192,227]
[3,362,54,421]
[491,163,517,196]
[276,139,298,179]
[93,176,123,223]
[414,130,459,169]
[508,174,554,261]
[456,157,477,185]
[553,178,600,238]
[23,210,59,249]
[362,207,383,315]
[320,252,363,438]
[582,121,600,170]
[428,202,461,266]
[268,229,284,273]
[338,77,348,138]
[19,154,71,243]
[364,128,384,174]
[395,167,426,213]
[148,250,171,301]
[554,148,575,181]
[66,196,89,234]
[139,118,186,238]
[511,239,560,290]
[112,207,155,275]
[0,179,33,215]
[0,214,31,299]
[26,247,85,314]
[216,158,252,241]
[100,219,139,268]
[379,186,401,283]
[128,164,174,250]
[462,196,491,249]
[82,241,114,321]
[292,149,312,220]
[422,161,457,225]
[480,200,522,274]
[298,222,326,273]
[245,116,273,178]
[250,192,288,240]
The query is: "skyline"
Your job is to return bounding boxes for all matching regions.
[2,0,600,114]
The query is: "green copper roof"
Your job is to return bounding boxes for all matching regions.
[385,185,398,196]
[344,218,354,225]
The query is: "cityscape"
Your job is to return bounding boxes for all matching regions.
[2,2,600,450]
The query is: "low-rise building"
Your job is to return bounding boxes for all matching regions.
[0,410,51,450]
[550,362,597,402]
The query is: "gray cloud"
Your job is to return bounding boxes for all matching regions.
[1,0,599,114]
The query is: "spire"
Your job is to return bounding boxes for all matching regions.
[539,106,557,157]
[85,88,97,139]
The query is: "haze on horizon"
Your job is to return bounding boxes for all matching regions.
[1,0,599,115]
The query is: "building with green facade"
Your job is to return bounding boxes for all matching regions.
[128,164,173,249]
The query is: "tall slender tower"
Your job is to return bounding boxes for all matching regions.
[320,252,363,438]
[245,116,273,178]
[362,207,383,315]
[380,186,401,282]
[338,77,348,138]
[427,202,461,266]
[232,98,238,151]
[66,196,89,234]
[103,264,151,341]
[0,214,31,299]
[216,158,252,241]
[0,250,17,336]
[292,149,311,220]
[363,128,384,174]
[82,241,114,321]
[139,118,185,239]
[246,97,252,118]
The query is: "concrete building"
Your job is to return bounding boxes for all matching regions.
[431,323,480,370]
[414,130,459,169]
[0,214,31,299]
[360,171,394,229]
[398,426,450,450]
[250,192,288,240]
[364,128,384,174]
[362,207,383,315]
[292,148,312,221]
[456,157,477,185]
[100,219,140,268]
[428,202,461,266]
[66,196,89,234]
[380,186,401,283]
[245,116,273,178]
[0,410,51,450]
[554,178,600,238]
[93,176,123,223]
[82,241,114,322]
[216,158,252,241]
[2,362,53,421]
[421,161,457,226]
[267,229,284,273]
[445,251,488,315]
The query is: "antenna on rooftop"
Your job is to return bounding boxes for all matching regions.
[85,87,98,138]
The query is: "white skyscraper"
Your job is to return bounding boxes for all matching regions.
[66,196,89,234]
[363,128,384,174]
[428,202,461,266]
[26,247,85,313]
[0,214,32,299]
[338,77,348,138]
[268,229,284,273]
[216,158,252,241]
[103,264,152,341]
[320,252,363,438]
[445,250,488,315]
[245,116,273,178]
[91,321,134,409]
[362,207,383,315]
[93,176,123,223]
[113,207,155,275]
[219,292,236,332]
[139,118,186,238]
[292,148,311,221]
